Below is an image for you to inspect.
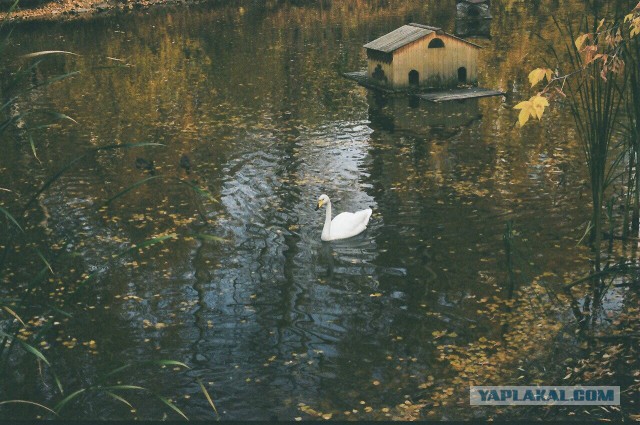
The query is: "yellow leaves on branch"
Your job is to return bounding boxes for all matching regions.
[625,2,640,37]
[574,29,621,69]
[518,2,639,127]
[514,95,549,127]
[626,14,640,37]
[574,33,590,50]
[574,33,601,65]
[527,68,553,88]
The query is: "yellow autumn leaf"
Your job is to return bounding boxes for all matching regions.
[631,19,640,37]
[575,33,589,50]
[531,95,549,119]
[514,95,550,126]
[518,108,533,126]
[528,69,544,87]
[527,68,552,87]
[513,100,533,126]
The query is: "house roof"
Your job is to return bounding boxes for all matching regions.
[363,23,482,53]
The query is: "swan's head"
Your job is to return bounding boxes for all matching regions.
[315,194,330,211]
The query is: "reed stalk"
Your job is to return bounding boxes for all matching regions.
[551,15,626,269]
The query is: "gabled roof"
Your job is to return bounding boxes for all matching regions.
[363,23,482,53]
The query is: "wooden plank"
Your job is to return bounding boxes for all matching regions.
[342,71,504,101]
[342,71,397,93]
[342,70,368,83]
[415,88,504,102]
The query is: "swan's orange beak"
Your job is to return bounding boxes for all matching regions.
[316,199,324,211]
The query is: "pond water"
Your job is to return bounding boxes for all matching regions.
[1,0,599,420]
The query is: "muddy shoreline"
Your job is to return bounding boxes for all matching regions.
[1,0,205,22]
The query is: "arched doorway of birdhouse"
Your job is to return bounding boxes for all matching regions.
[409,70,419,87]
[458,67,467,83]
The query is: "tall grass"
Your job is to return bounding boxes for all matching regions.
[532,6,639,325]
[547,13,626,271]
[623,33,640,237]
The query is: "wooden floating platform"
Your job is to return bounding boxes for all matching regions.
[414,88,505,102]
[343,71,396,93]
[342,70,505,102]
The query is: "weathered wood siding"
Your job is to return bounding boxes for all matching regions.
[388,33,478,88]
[367,60,394,87]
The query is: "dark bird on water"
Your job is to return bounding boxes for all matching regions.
[179,154,191,174]
[135,157,155,175]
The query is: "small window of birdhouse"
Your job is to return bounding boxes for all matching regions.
[428,38,445,48]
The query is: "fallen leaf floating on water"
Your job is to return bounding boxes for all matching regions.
[143,319,167,330]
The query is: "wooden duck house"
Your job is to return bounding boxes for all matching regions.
[364,23,481,89]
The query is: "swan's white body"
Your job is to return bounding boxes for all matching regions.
[317,194,372,241]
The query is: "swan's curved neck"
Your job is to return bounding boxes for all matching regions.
[322,201,332,239]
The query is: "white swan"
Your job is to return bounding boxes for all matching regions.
[316,194,372,241]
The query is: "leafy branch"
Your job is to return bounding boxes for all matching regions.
[515,1,640,126]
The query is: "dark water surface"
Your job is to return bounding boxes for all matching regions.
[1,0,596,420]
